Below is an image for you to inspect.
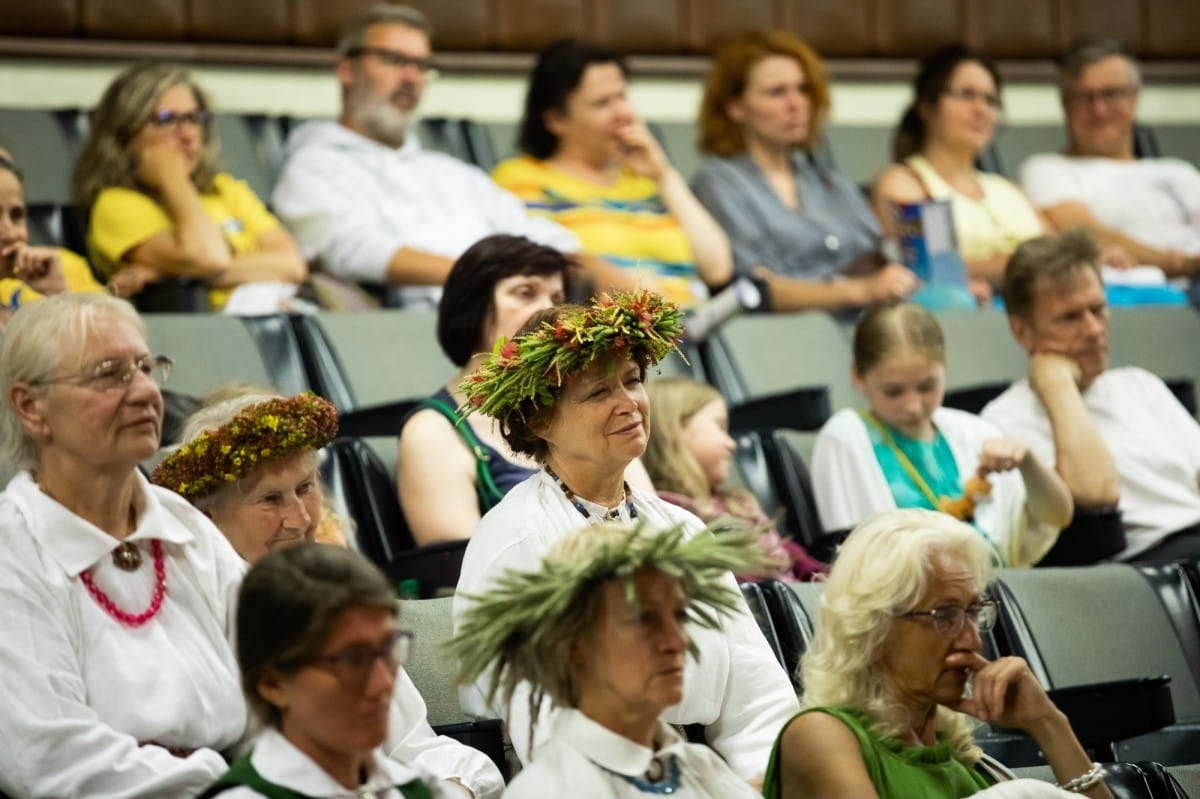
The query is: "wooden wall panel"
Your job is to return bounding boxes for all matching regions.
[1059,0,1144,53]
[291,0,379,47]
[406,0,494,51]
[495,0,588,52]
[190,0,292,44]
[0,0,79,37]
[975,0,1058,58]
[594,0,689,54]
[81,0,186,40]
[874,0,968,57]
[1143,0,1200,59]
[783,0,875,58]
[688,0,778,53]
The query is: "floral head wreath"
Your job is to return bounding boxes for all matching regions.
[151,393,339,501]
[459,289,685,421]
[449,520,777,734]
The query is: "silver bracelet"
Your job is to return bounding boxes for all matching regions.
[1057,762,1105,793]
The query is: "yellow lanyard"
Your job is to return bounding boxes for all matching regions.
[860,411,974,521]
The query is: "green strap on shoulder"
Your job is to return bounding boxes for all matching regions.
[197,755,320,799]
[418,397,505,510]
[199,754,435,799]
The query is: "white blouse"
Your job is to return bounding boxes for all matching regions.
[503,709,761,798]
[218,727,453,798]
[0,470,247,799]
[454,469,798,781]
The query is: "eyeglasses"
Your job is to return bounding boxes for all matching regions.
[303,629,414,690]
[942,87,1003,110]
[346,46,437,75]
[149,110,214,130]
[899,599,999,637]
[1062,85,1138,107]
[30,355,174,391]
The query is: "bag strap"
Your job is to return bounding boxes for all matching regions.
[417,397,505,510]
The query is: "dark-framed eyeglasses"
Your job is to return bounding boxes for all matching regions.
[899,599,999,637]
[1062,85,1138,107]
[29,354,174,392]
[303,629,414,690]
[345,46,437,75]
[150,110,214,130]
[941,86,1003,110]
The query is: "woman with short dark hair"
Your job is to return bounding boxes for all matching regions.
[201,544,453,798]
[396,234,572,546]
[493,39,732,307]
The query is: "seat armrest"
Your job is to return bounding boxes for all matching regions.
[1011,676,1176,751]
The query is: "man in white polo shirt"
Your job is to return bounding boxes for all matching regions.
[983,229,1200,561]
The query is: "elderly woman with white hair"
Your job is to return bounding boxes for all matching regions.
[153,391,506,799]
[0,292,247,798]
[765,509,1113,799]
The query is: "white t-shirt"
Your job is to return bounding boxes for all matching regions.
[272,122,580,307]
[453,469,798,781]
[504,709,761,798]
[812,407,1059,567]
[1019,154,1200,256]
[982,367,1200,557]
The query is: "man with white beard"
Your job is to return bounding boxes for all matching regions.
[273,5,631,307]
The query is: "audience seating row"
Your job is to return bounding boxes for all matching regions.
[4,104,1198,211]
[126,302,1200,582]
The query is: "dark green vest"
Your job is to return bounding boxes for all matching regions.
[198,753,434,799]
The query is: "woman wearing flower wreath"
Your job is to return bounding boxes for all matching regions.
[452,288,797,783]
[451,521,767,797]
[153,391,505,799]
[0,292,246,799]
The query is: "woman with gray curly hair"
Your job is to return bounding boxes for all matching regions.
[765,508,1112,799]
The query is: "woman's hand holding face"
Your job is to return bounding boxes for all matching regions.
[132,140,193,193]
[614,119,670,184]
[944,652,1058,731]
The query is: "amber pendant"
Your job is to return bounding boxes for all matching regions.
[111,542,142,572]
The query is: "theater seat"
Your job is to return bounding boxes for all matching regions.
[142,313,310,399]
[994,564,1200,765]
[323,437,467,597]
[289,310,455,435]
[398,595,508,778]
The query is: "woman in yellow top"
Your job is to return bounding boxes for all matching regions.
[0,148,103,313]
[872,45,1057,291]
[72,64,306,310]
[493,39,731,308]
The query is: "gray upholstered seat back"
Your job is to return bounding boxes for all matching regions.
[398,596,468,727]
[998,565,1200,721]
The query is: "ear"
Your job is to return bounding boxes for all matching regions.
[543,108,567,140]
[335,58,355,93]
[1009,314,1036,354]
[256,669,292,714]
[850,364,866,395]
[10,383,51,441]
[725,98,746,125]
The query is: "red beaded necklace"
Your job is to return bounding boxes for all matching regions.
[79,540,167,627]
